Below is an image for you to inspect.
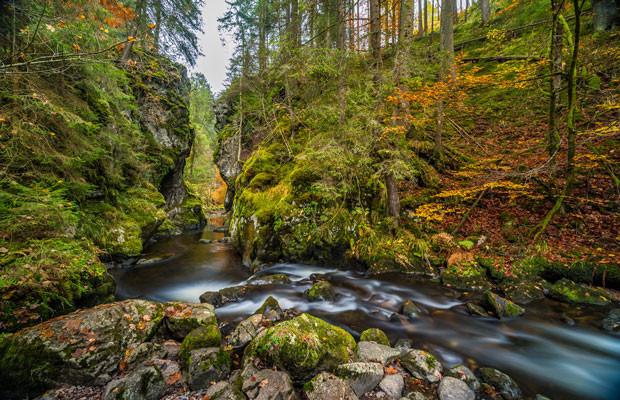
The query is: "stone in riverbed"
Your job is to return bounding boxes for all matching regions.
[400,349,443,383]
[200,286,250,307]
[441,258,493,292]
[446,364,480,391]
[401,299,424,319]
[501,280,547,304]
[163,301,217,340]
[602,308,620,332]
[255,295,284,321]
[483,291,525,319]
[227,314,265,349]
[241,368,296,399]
[438,376,475,400]
[355,341,401,365]
[103,366,165,400]
[548,278,611,306]
[186,347,231,390]
[251,273,291,285]
[243,313,356,381]
[478,367,522,400]
[304,372,358,400]
[179,324,222,365]
[305,280,335,301]
[466,302,491,317]
[336,362,384,397]
[379,373,404,399]
[360,328,391,346]
[203,381,246,400]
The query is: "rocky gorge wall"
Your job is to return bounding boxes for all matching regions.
[0,52,204,331]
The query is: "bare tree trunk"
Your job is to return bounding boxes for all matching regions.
[291,0,300,47]
[548,0,563,162]
[417,0,424,35]
[385,172,400,229]
[370,0,382,76]
[431,0,435,32]
[338,0,347,125]
[424,0,429,33]
[436,0,455,162]
[121,0,146,63]
[480,0,490,25]
[258,0,267,73]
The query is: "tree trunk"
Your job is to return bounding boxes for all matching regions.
[424,0,429,33]
[400,0,415,42]
[417,0,424,35]
[592,0,618,31]
[566,0,582,181]
[258,0,267,73]
[120,0,146,63]
[548,0,563,162]
[370,0,382,73]
[154,1,162,51]
[481,0,490,25]
[290,0,300,47]
[385,172,400,229]
[436,0,455,161]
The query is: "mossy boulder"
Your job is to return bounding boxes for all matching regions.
[548,278,612,306]
[401,349,443,383]
[179,324,222,366]
[483,291,525,319]
[359,328,390,346]
[441,261,493,292]
[244,313,356,381]
[163,302,217,340]
[186,347,231,390]
[501,280,548,304]
[0,300,164,398]
[103,366,165,400]
[305,280,336,301]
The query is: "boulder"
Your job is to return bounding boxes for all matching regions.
[394,338,414,350]
[304,372,358,400]
[501,280,547,304]
[179,324,222,365]
[401,349,443,383]
[200,286,249,307]
[244,313,355,381]
[186,348,231,390]
[305,281,335,301]
[103,366,165,400]
[445,365,480,391]
[227,314,265,349]
[203,381,246,400]
[360,328,390,346]
[252,274,291,285]
[163,302,217,340]
[0,300,164,397]
[355,341,401,365]
[441,261,493,292]
[602,308,620,333]
[478,368,522,400]
[548,279,611,305]
[400,300,424,319]
[438,376,475,400]
[336,362,384,397]
[255,296,284,321]
[121,342,165,370]
[466,302,491,318]
[241,369,296,400]
[379,373,404,399]
[199,291,222,305]
[483,291,525,319]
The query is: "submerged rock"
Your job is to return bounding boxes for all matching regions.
[400,299,425,319]
[478,367,522,400]
[304,372,358,400]
[186,347,231,390]
[438,376,475,400]
[244,313,356,381]
[305,280,336,301]
[466,302,491,318]
[602,308,620,333]
[401,349,443,383]
[336,362,383,397]
[483,291,525,319]
[548,278,611,305]
[360,328,390,346]
[355,341,401,365]
[241,368,296,400]
[103,366,165,400]
[251,273,291,285]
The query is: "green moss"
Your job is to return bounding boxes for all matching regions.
[244,313,356,381]
[359,328,390,346]
[179,325,222,366]
[458,240,475,251]
[548,279,611,306]
[305,281,335,301]
[441,262,493,292]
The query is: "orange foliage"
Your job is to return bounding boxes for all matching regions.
[100,0,135,27]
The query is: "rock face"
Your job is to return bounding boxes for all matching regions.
[336,362,384,397]
[0,300,217,398]
[478,367,522,400]
[244,313,356,381]
[483,291,525,319]
[304,372,358,400]
[438,376,475,400]
[400,349,443,383]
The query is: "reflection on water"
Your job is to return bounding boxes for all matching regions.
[111,227,620,400]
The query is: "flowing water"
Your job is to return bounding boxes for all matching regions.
[111,217,620,400]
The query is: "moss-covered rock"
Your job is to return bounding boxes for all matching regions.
[244,313,356,381]
[441,261,493,292]
[186,347,231,390]
[305,280,336,301]
[359,328,390,346]
[0,300,164,398]
[179,324,222,366]
[163,302,218,340]
[548,278,612,306]
[483,291,525,319]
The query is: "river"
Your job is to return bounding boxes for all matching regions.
[111,216,620,400]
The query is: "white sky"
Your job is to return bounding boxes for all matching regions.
[193,0,234,94]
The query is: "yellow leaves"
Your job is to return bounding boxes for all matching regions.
[410,203,464,223]
[148,22,157,30]
[99,26,110,34]
[79,14,86,20]
[127,36,137,42]
[72,43,81,52]
[435,180,530,201]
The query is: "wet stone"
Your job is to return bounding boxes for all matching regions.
[379,373,404,399]
[103,366,165,400]
[446,365,480,391]
[478,368,522,400]
[304,372,358,400]
[438,377,475,400]
[400,349,443,383]
[355,341,402,365]
[336,362,384,397]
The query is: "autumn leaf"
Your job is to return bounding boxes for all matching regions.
[128,36,137,42]
[148,23,156,29]
[72,43,81,52]
[166,371,182,385]
[385,366,398,375]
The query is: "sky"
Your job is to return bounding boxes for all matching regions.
[193,0,234,94]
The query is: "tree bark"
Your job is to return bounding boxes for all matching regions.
[385,172,400,229]
[370,0,382,73]
[481,0,490,25]
[436,0,455,162]
[424,0,429,33]
[418,0,424,36]
[548,0,563,162]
